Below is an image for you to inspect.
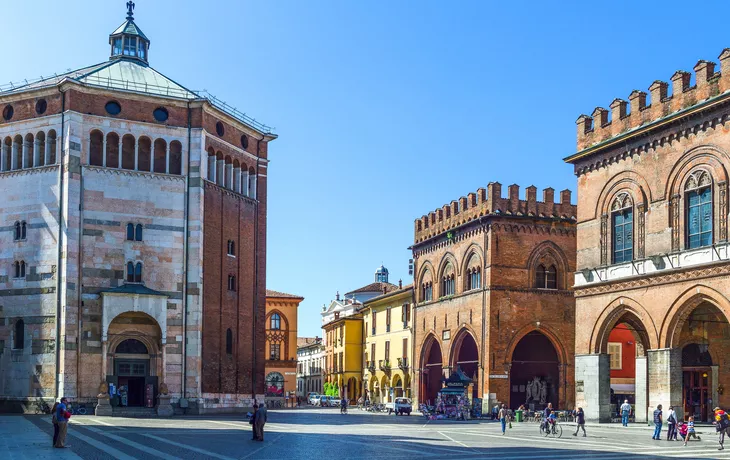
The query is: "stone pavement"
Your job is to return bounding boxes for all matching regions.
[0,416,80,460]
[6,408,730,459]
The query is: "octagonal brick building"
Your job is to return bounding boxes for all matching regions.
[0,4,275,413]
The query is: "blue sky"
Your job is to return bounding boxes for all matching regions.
[4,0,730,337]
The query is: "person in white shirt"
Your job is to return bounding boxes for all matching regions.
[667,406,678,440]
[620,400,632,426]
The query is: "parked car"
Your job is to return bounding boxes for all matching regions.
[312,395,324,406]
[307,392,320,405]
[386,397,412,415]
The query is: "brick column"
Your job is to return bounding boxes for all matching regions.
[635,355,648,423]
[574,354,610,422]
[648,348,682,420]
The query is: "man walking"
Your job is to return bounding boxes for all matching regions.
[652,404,663,440]
[620,400,632,426]
[498,404,509,435]
[54,397,72,448]
[254,402,268,441]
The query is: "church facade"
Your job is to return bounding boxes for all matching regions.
[0,4,274,413]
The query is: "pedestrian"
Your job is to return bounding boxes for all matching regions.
[492,404,499,420]
[683,416,701,446]
[620,399,632,427]
[715,407,730,450]
[254,402,268,441]
[249,404,259,440]
[678,421,688,442]
[54,397,72,448]
[51,401,59,447]
[498,404,509,435]
[652,404,662,440]
[340,396,347,414]
[666,406,677,441]
[572,407,586,437]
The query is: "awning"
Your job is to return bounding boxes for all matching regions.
[611,383,635,394]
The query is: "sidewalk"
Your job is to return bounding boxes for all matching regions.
[0,416,80,460]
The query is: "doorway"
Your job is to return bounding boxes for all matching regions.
[683,369,711,422]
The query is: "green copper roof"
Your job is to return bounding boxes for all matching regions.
[101,283,167,297]
[111,19,149,41]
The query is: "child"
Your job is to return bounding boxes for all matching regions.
[683,416,701,446]
[678,421,688,441]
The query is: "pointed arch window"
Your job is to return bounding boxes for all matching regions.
[271,313,281,330]
[227,240,236,256]
[685,170,713,249]
[535,264,557,290]
[611,193,633,263]
[465,255,481,291]
[228,275,236,291]
[441,263,455,297]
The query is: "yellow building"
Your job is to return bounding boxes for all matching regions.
[265,290,304,400]
[361,284,414,404]
[323,309,364,400]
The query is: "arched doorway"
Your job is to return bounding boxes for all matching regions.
[510,331,559,410]
[392,375,403,398]
[106,312,162,408]
[381,375,391,403]
[451,330,479,399]
[346,377,358,400]
[420,336,442,404]
[672,301,728,422]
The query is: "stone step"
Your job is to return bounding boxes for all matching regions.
[111,407,158,418]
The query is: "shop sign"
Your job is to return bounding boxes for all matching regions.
[489,374,508,379]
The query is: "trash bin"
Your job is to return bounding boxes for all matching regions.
[515,409,523,422]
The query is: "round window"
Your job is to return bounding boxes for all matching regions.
[105,101,122,116]
[216,121,225,136]
[2,105,14,121]
[241,135,249,149]
[153,107,169,122]
[35,99,47,115]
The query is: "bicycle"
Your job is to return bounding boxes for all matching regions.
[33,399,52,415]
[70,405,88,415]
[539,419,563,438]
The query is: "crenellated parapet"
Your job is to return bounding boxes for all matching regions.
[576,49,730,151]
[413,183,576,243]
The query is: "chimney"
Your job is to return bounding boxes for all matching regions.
[398,279,402,289]
[336,291,340,301]
[576,114,592,140]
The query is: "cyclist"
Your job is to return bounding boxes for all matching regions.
[340,396,348,414]
[542,403,554,432]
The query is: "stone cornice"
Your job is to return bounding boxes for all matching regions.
[575,261,730,297]
[85,165,185,181]
[0,164,59,178]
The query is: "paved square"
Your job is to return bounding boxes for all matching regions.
[12,408,730,459]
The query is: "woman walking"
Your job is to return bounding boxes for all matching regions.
[666,406,677,441]
[572,407,586,437]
